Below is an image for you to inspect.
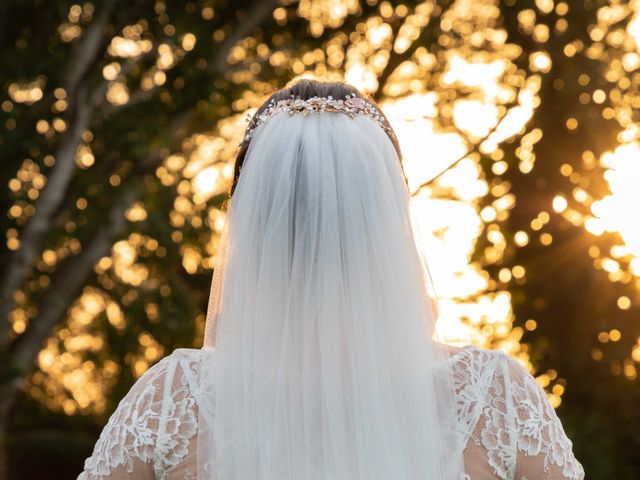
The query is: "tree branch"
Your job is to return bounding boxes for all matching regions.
[411,99,520,197]
[373,0,453,102]
[11,185,137,373]
[0,179,138,424]
[209,0,280,74]
[0,3,114,347]
[66,0,116,112]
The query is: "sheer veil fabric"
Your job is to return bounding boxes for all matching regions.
[199,111,466,479]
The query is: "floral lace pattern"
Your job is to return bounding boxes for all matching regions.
[78,346,584,480]
[450,346,584,480]
[79,350,204,480]
[510,356,584,480]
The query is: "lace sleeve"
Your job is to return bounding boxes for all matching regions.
[77,351,200,480]
[503,356,585,480]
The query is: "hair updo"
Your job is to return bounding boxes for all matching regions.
[229,79,404,198]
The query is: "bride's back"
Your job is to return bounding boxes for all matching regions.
[78,344,584,480]
[78,80,583,480]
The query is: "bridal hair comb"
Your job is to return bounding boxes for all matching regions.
[240,93,397,146]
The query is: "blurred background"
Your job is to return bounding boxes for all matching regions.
[1,0,639,478]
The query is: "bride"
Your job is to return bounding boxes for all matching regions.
[78,79,584,480]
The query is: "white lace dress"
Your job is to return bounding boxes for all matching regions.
[77,345,585,480]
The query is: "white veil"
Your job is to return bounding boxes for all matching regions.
[198,102,465,479]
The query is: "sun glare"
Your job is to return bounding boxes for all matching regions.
[589,142,640,258]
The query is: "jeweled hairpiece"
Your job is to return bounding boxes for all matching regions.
[240,93,397,146]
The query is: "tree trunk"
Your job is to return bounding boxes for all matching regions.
[0,373,20,480]
[0,179,136,480]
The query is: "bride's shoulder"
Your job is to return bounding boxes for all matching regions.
[152,346,216,379]
[165,346,215,364]
[152,346,215,368]
[447,343,507,365]
[447,344,529,383]
[448,344,548,402]
[78,348,213,478]
[125,347,216,399]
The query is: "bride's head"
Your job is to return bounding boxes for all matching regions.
[205,76,438,339]
[207,76,440,344]
[229,79,403,197]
